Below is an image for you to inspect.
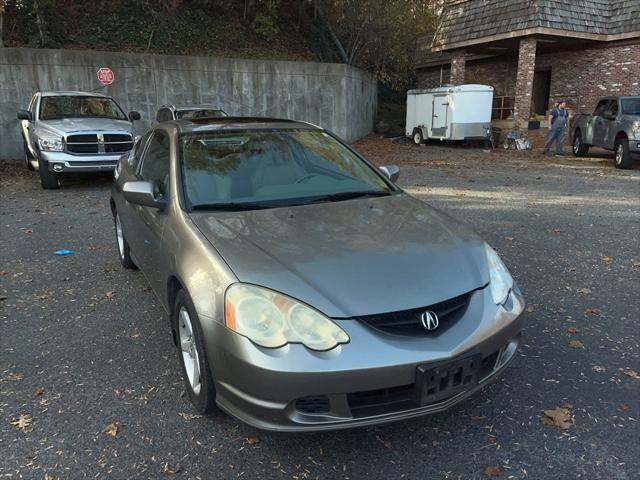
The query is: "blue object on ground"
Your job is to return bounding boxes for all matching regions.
[54,249,73,255]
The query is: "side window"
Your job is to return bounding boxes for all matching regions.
[129,131,152,169]
[610,100,619,116]
[139,131,171,197]
[593,100,609,116]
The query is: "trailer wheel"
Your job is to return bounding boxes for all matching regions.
[412,129,424,145]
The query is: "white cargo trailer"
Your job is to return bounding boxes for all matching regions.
[406,84,494,145]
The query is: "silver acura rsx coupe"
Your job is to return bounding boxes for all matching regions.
[110,117,524,431]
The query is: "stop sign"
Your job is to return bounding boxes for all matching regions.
[96,67,115,86]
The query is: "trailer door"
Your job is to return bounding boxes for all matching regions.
[431,94,449,137]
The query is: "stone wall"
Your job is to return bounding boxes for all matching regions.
[0,48,377,159]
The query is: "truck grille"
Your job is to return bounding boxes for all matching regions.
[357,291,473,336]
[65,132,133,155]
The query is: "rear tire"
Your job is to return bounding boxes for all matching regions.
[412,129,424,145]
[614,139,632,169]
[38,160,59,189]
[572,131,589,157]
[24,141,35,171]
[173,289,217,414]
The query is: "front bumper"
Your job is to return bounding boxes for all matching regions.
[38,151,125,173]
[203,285,525,431]
[630,139,640,153]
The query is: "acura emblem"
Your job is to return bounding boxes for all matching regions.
[420,311,439,331]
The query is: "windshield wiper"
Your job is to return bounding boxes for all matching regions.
[190,202,276,211]
[302,190,394,204]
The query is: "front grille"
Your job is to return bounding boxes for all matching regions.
[65,132,133,155]
[347,348,501,418]
[358,291,472,336]
[295,395,330,414]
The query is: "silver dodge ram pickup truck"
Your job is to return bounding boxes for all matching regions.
[17,91,141,189]
[571,96,640,169]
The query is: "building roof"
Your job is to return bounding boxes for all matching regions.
[433,0,640,51]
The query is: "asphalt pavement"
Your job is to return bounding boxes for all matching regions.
[1,142,639,479]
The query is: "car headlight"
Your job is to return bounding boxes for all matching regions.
[38,136,64,151]
[485,244,514,305]
[632,122,640,140]
[225,284,349,351]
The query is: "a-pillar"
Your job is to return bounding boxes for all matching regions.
[513,37,537,127]
[450,49,466,84]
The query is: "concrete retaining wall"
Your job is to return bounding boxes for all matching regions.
[0,48,377,160]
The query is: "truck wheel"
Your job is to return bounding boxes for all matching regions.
[38,160,60,189]
[23,141,36,171]
[572,131,589,157]
[412,129,424,145]
[614,139,632,169]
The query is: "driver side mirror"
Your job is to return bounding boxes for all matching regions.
[602,110,615,119]
[123,181,166,209]
[129,111,141,121]
[17,110,33,121]
[379,164,400,182]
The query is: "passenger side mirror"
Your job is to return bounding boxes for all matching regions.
[17,110,33,121]
[129,111,142,121]
[379,164,400,182]
[123,181,166,209]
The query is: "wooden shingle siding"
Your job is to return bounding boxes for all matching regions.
[434,0,639,49]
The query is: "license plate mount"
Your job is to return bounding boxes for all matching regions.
[416,354,482,406]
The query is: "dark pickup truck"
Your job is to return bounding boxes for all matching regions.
[571,96,640,169]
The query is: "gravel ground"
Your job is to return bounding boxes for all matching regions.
[1,138,639,480]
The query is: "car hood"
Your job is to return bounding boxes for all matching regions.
[36,118,133,137]
[190,193,490,318]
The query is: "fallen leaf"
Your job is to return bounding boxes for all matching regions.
[504,236,514,241]
[620,368,639,379]
[541,405,574,429]
[566,326,578,334]
[246,436,260,445]
[584,308,601,316]
[105,291,115,300]
[11,413,32,432]
[36,288,52,300]
[600,255,611,263]
[576,287,591,294]
[102,422,118,437]
[44,474,54,480]
[178,412,201,421]
[20,228,34,235]
[383,440,392,450]
[568,340,584,349]
[552,228,562,234]
[162,462,183,474]
[526,305,534,313]
[592,365,606,373]
[0,295,7,302]
[35,387,45,396]
[484,464,502,477]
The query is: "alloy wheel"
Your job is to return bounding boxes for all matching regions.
[115,214,125,260]
[615,144,623,165]
[178,307,202,395]
[573,136,580,154]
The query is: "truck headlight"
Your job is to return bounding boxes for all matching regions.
[485,244,514,305]
[38,137,64,152]
[225,284,349,351]
[632,122,640,141]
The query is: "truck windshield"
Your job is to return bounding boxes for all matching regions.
[39,96,127,121]
[621,98,640,115]
[179,129,394,210]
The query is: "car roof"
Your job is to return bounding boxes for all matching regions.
[169,117,320,134]
[161,104,225,112]
[39,90,111,98]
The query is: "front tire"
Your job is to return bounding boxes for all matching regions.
[24,141,35,171]
[173,290,217,414]
[572,131,589,157]
[614,139,632,169]
[38,160,59,189]
[114,212,136,269]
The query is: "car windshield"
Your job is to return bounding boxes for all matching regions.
[621,98,640,115]
[180,129,394,209]
[39,96,127,120]
[176,109,227,120]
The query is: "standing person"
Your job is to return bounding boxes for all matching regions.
[543,100,569,156]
